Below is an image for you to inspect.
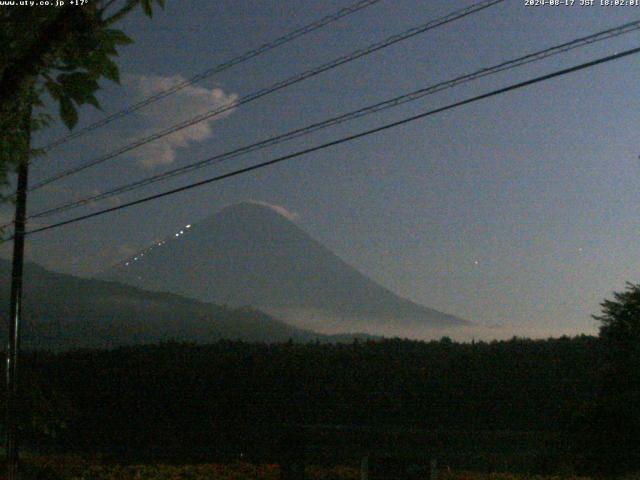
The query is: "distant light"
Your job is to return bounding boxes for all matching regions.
[125,262,129,266]
[186,224,191,229]
[175,233,179,237]
[179,230,184,234]
[134,257,138,261]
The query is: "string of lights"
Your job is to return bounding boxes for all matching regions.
[22,18,640,223]
[27,0,504,192]
[21,45,640,238]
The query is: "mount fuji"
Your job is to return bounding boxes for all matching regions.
[99,202,470,335]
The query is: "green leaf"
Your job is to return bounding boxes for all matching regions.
[99,40,118,56]
[60,96,78,130]
[58,72,99,103]
[141,0,153,17]
[85,94,102,110]
[104,28,133,46]
[45,80,63,100]
[102,58,120,84]
[82,50,109,76]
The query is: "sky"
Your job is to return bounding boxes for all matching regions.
[2,0,640,339]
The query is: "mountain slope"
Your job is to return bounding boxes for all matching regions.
[0,259,334,350]
[99,202,469,333]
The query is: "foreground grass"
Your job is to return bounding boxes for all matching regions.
[15,456,355,480]
[4,455,611,480]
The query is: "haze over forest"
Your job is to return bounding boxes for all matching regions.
[100,202,471,340]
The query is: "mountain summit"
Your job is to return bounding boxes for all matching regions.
[99,202,469,334]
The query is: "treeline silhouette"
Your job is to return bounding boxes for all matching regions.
[5,335,627,472]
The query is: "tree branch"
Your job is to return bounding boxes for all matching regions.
[103,0,139,26]
[0,7,80,115]
[98,0,121,17]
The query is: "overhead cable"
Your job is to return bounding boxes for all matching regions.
[25,18,640,221]
[28,0,504,192]
[38,0,385,152]
[22,45,640,237]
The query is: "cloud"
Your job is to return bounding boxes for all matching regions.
[247,200,299,221]
[124,74,238,169]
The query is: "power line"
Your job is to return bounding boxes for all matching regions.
[22,45,640,237]
[24,18,640,222]
[28,0,504,192]
[37,0,385,153]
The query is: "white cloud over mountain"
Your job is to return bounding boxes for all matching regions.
[124,74,238,169]
[247,200,300,221]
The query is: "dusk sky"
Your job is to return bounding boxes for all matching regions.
[3,0,640,339]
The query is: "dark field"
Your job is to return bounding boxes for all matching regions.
[5,335,636,476]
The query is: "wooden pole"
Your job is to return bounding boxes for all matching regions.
[5,102,31,480]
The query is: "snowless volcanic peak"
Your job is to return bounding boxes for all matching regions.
[100,201,470,334]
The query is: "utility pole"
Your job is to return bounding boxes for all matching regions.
[5,102,31,480]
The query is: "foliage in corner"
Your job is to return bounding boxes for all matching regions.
[593,281,640,351]
[570,282,640,474]
[0,0,165,192]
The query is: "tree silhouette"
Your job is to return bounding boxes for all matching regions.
[576,282,640,473]
[595,282,640,358]
[0,0,164,192]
